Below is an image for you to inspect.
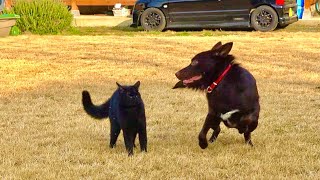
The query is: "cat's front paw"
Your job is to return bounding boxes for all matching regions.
[109,143,116,148]
[127,150,134,156]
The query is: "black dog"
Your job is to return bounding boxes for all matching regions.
[82,81,147,156]
[174,42,260,148]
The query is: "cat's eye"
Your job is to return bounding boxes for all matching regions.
[191,60,198,66]
[127,91,136,97]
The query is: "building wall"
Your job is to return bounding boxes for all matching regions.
[305,0,318,8]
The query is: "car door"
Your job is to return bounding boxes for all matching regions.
[221,0,252,22]
[167,0,224,23]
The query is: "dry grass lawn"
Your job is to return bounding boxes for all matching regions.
[0,22,320,179]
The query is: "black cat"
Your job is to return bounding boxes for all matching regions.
[82,81,147,156]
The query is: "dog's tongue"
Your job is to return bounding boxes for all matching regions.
[183,75,202,84]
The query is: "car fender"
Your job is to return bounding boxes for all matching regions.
[145,1,169,18]
[146,0,167,8]
[137,1,169,26]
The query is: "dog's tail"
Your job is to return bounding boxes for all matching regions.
[82,90,110,120]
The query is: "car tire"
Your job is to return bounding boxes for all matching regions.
[140,8,166,31]
[251,5,278,32]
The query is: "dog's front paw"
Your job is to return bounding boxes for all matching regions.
[246,140,254,147]
[209,136,216,143]
[199,139,208,149]
[198,134,208,149]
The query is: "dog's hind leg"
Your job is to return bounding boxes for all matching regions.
[244,132,253,146]
[243,120,258,146]
[242,109,259,146]
[198,114,219,149]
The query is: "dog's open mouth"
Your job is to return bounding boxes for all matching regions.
[183,75,202,85]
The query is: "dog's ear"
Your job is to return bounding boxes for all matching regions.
[217,42,233,57]
[212,41,222,51]
[134,81,140,89]
[172,81,186,89]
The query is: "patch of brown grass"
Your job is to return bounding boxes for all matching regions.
[0,28,320,179]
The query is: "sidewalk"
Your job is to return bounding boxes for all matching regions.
[72,15,132,27]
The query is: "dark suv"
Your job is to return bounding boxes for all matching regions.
[132,0,298,32]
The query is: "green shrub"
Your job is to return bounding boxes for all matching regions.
[5,0,73,34]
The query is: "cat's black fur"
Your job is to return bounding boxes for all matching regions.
[82,81,147,156]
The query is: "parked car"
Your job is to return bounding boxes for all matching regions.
[131,0,298,32]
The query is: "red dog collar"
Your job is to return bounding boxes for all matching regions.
[207,64,232,93]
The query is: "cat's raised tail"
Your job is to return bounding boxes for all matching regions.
[82,91,110,119]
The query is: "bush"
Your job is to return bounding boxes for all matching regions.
[5,0,73,34]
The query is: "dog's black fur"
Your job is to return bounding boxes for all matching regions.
[82,81,147,156]
[174,42,260,148]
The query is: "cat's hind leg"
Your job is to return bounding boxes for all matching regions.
[138,124,147,152]
[123,130,134,156]
[133,132,137,148]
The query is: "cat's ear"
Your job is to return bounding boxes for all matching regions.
[116,82,124,91]
[134,81,140,89]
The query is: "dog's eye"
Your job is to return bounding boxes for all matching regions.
[191,60,198,66]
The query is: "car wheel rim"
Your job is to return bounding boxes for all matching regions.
[144,12,161,28]
[256,10,273,28]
